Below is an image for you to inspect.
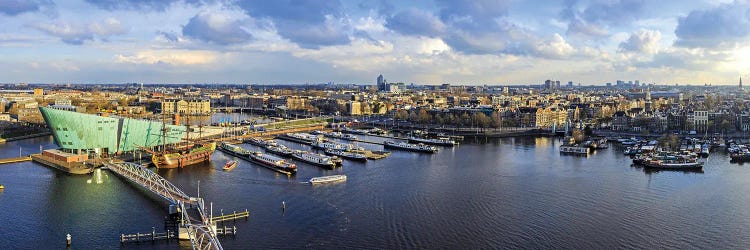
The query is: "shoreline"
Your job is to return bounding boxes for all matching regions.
[0,132,52,143]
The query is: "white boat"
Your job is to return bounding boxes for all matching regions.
[324,149,367,161]
[384,140,438,153]
[407,137,457,147]
[249,152,297,174]
[309,175,347,184]
[292,151,337,169]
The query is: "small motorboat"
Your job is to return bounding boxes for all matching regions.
[222,160,238,171]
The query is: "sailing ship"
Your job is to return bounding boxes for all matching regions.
[151,104,216,169]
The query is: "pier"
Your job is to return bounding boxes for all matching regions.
[210,210,250,222]
[103,161,243,249]
[0,155,32,165]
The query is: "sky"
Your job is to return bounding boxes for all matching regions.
[0,0,749,85]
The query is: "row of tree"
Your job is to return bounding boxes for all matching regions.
[393,109,519,128]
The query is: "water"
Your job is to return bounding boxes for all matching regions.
[2,135,750,249]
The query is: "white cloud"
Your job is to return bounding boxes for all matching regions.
[115,49,219,65]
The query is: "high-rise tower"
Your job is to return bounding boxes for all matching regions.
[377,74,386,91]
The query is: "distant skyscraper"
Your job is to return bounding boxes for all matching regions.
[377,74,387,91]
[740,76,743,90]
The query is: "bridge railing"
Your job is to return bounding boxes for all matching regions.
[106,161,223,249]
[105,162,193,205]
[179,200,223,250]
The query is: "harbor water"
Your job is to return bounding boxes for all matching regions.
[2,134,750,249]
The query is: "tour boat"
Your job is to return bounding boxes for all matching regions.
[635,151,704,170]
[292,151,337,169]
[324,149,367,162]
[222,160,238,171]
[249,152,297,175]
[309,175,347,184]
[265,145,295,157]
[219,142,253,157]
[278,133,321,144]
[407,137,458,147]
[245,137,275,147]
[383,141,438,153]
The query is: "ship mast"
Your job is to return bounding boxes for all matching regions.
[161,97,166,155]
[185,99,191,151]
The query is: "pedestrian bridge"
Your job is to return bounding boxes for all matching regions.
[104,161,223,250]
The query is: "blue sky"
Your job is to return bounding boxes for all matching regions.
[0,0,748,85]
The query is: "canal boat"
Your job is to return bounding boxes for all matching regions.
[244,137,276,147]
[249,152,297,175]
[265,145,295,157]
[636,151,704,170]
[324,149,367,162]
[407,137,458,147]
[560,145,589,155]
[329,132,357,141]
[277,133,321,144]
[222,160,238,171]
[700,144,709,157]
[291,151,337,169]
[219,142,253,157]
[309,175,347,184]
[383,141,438,153]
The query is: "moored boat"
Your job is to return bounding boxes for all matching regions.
[292,151,337,169]
[384,140,438,153]
[248,151,297,175]
[219,142,253,157]
[633,151,704,170]
[324,149,367,162]
[265,145,294,157]
[244,137,276,147]
[277,133,321,144]
[407,137,457,147]
[152,142,216,169]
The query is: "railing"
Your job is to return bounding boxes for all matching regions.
[105,162,193,205]
[105,161,224,250]
[179,200,223,250]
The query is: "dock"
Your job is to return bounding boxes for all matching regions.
[210,210,250,222]
[0,156,32,165]
[120,225,238,244]
[30,153,93,174]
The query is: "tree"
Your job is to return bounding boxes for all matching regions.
[491,112,501,128]
[472,113,490,128]
[417,109,431,124]
[720,119,732,133]
[408,110,419,123]
[371,102,384,114]
[394,110,409,120]
[658,134,680,151]
[572,129,585,144]
[459,113,471,127]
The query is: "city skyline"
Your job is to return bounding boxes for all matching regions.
[1,0,749,85]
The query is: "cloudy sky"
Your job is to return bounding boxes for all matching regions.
[0,0,749,85]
